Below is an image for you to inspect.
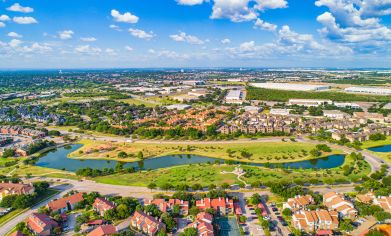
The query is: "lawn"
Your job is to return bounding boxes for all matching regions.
[0,165,77,179]
[69,139,342,164]
[0,189,59,227]
[94,154,370,187]
[246,86,391,102]
[361,137,391,164]
[361,136,391,149]
[0,158,17,167]
[116,98,157,107]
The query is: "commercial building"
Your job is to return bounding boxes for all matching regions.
[345,86,391,95]
[323,110,349,120]
[225,90,244,104]
[288,99,332,107]
[250,83,330,91]
[165,104,192,110]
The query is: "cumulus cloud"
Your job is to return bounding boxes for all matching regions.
[105,48,117,56]
[81,37,97,42]
[169,32,204,44]
[9,39,22,48]
[13,16,38,24]
[315,0,391,47]
[75,45,102,54]
[176,0,205,5]
[149,49,190,60]
[0,15,11,21]
[111,9,139,24]
[0,22,5,28]
[254,18,277,31]
[129,28,155,40]
[58,30,74,40]
[223,25,352,60]
[109,24,122,31]
[7,3,34,13]
[8,32,22,38]
[176,0,287,22]
[221,38,231,44]
[125,46,134,51]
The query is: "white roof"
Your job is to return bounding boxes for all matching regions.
[250,83,330,91]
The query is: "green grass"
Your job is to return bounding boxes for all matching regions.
[361,136,391,149]
[94,154,370,187]
[70,139,342,164]
[0,189,59,227]
[246,86,391,102]
[116,98,157,107]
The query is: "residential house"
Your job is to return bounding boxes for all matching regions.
[93,198,116,216]
[26,213,59,236]
[188,212,214,236]
[323,110,349,120]
[323,192,357,219]
[196,198,234,216]
[144,199,189,215]
[87,224,117,236]
[47,192,84,213]
[0,182,35,201]
[130,211,165,236]
[283,195,315,212]
[357,192,391,213]
[292,210,338,233]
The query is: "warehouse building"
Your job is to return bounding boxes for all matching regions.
[344,86,391,95]
[250,83,330,91]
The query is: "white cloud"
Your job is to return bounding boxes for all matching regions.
[129,28,155,40]
[315,0,391,46]
[221,38,231,44]
[0,15,11,21]
[210,0,287,22]
[149,49,190,60]
[75,45,102,54]
[109,24,122,31]
[58,30,74,40]
[13,17,38,24]
[0,22,5,28]
[176,0,205,5]
[81,37,97,42]
[169,32,204,44]
[125,46,134,51]
[105,48,117,56]
[111,9,139,24]
[254,18,277,31]
[7,3,34,13]
[9,39,22,48]
[8,32,22,38]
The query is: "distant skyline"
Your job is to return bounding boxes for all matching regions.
[0,0,390,68]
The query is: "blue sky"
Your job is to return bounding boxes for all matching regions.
[0,0,390,68]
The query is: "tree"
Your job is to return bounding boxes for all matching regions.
[249,193,262,205]
[137,151,144,159]
[172,204,181,217]
[310,149,321,157]
[365,230,385,236]
[147,183,157,191]
[188,206,200,216]
[221,182,230,189]
[0,195,17,208]
[2,148,15,158]
[339,219,353,232]
[374,211,391,222]
[118,151,128,158]
[161,213,176,232]
[282,208,292,217]
[180,227,198,236]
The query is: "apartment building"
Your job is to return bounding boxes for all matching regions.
[283,195,315,212]
[323,192,357,219]
[292,210,339,233]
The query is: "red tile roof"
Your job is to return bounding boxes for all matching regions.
[87,224,117,236]
[27,213,58,234]
[47,192,84,211]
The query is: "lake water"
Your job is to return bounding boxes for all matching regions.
[34,144,345,172]
[368,144,391,153]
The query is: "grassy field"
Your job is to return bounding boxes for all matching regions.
[69,139,342,164]
[361,137,391,164]
[116,98,158,107]
[246,86,391,102]
[94,153,370,187]
[0,164,77,179]
[0,189,59,227]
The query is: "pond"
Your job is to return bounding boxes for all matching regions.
[34,144,346,172]
[368,144,391,153]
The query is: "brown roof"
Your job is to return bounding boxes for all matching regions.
[0,182,34,195]
[27,213,58,234]
[87,224,117,236]
[48,192,84,211]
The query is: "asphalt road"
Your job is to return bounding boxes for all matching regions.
[0,185,73,236]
